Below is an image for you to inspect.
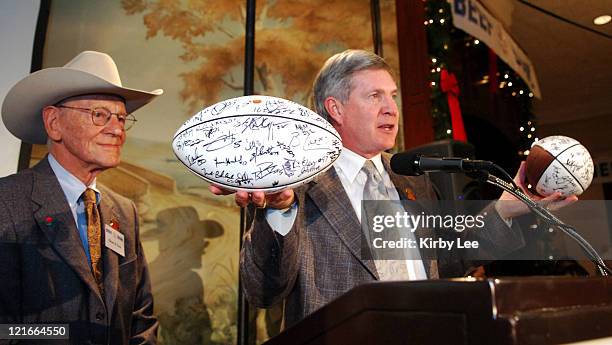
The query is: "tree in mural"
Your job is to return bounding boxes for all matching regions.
[122,0,398,113]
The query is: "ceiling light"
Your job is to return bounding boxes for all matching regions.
[593,15,611,25]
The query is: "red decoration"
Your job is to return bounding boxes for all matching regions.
[109,219,120,231]
[45,216,54,226]
[440,69,467,142]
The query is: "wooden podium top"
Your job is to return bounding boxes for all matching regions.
[265,277,612,345]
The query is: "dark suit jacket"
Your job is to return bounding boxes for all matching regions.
[240,153,524,328]
[0,157,157,345]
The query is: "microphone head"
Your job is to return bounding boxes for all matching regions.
[390,152,423,176]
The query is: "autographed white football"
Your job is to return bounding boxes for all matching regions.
[525,135,593,197]
[172,95,342,192]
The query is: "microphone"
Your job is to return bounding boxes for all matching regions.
[390,153,493,176]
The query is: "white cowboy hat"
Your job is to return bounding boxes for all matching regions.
[1,50,163,144]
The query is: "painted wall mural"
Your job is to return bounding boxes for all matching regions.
[38,1,400,343]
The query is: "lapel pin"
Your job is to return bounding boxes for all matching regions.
[109,219,120,231]
[404,188,416,201]
[45,216,54,226]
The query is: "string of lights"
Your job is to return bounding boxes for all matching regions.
[424,0,537,156]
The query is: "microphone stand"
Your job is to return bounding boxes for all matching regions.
[468,170,611,276]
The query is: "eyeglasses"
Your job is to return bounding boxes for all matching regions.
[56,105,137,131]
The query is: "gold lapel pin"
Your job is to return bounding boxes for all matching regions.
[404,188,416,201]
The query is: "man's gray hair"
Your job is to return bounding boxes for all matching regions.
[312,49,393,121]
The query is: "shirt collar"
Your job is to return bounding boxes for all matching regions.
[48,154,99,207]
[336,147,385,184]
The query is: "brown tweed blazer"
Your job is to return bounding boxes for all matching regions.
[0,157,157,345]
[240,153,525,328]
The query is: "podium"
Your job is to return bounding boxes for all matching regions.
[264,277,612,345]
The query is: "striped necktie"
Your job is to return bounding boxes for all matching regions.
[362,160,409,281]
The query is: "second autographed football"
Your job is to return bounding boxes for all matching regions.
[525,135,593,197]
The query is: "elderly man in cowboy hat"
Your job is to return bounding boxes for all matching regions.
[0,51,163,344]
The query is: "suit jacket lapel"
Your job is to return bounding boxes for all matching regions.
[307,167,379,279]
[98,193,119,318]
[383,154,439,279]
[31,158,104,298]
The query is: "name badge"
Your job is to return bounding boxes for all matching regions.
[105,224,125,257]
